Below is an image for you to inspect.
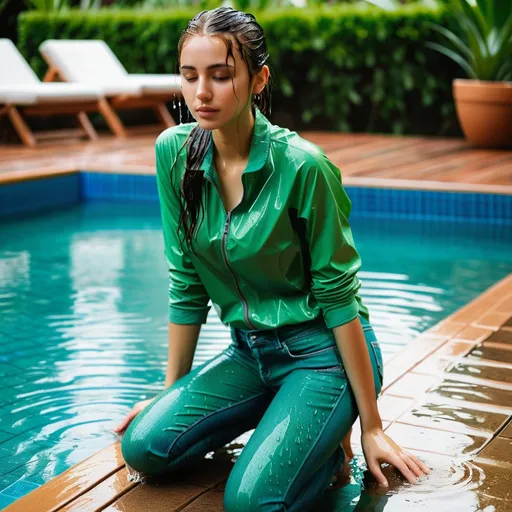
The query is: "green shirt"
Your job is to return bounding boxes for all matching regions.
[155,108,369,330]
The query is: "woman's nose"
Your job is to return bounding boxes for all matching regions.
[196,78,212,101]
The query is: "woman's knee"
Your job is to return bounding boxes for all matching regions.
[120,422,171,476]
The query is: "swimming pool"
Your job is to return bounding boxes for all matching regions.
[0,186,511,508]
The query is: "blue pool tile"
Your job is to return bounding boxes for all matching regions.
[81,172,158,202]
[1,479,40,499]
[3,375,27,389]
[3,172,510,223]
[0,364,24,379]
[345,186,512,224]
[0,174,81,219]
[0,492,17,509]
[0,431,14,444]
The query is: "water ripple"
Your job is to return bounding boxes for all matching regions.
[1,203,511,503]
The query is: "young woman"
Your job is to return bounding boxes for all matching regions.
[115,7,430,511]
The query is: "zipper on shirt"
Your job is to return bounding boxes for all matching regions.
[221,212,256,329]
[205,175,256,330]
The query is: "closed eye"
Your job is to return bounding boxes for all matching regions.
[183,76,231,82]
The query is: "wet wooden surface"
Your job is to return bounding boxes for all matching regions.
[5,275,512,512]
[1,131,511,192]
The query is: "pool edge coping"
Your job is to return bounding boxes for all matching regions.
[1,167,512,195]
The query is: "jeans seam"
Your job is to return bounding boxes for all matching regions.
[281,383,349,502]
[167,391,270,458]
[369,341,384,386]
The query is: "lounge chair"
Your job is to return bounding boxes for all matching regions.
[0,38,103,147]
[39,39,182,137]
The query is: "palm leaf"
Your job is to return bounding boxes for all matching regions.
[496,59,512,81]
[425,41,478,78]
[456,0,489,36]
[427,23,474,63]
[478,0,512,31]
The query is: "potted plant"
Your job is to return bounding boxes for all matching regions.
[426,0,512,148]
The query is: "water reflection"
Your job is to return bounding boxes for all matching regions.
[0,201,511,504]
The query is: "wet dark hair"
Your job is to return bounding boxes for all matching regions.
[173,6,272,251]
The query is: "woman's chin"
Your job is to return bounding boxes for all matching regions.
[195,119,227,131]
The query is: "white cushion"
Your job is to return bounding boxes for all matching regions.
[127,74,181,95]
[0,87,37,105]
[91,82,142,96]
[40,39,142,96]
[31,83,101,103]
[0,39,40,86]
[0,83,100,105]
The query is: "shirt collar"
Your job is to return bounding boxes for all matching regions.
[201,107,271,181]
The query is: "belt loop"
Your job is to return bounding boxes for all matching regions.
[275,325,285,349]
[231,326,242,346]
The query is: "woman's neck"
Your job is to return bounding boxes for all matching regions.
[212,107,255,172]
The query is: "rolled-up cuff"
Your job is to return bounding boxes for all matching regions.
[168,304,211,325]
[323,299,359,329]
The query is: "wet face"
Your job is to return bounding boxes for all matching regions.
[179,34,254,129]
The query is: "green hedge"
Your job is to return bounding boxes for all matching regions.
[18,5,462,135]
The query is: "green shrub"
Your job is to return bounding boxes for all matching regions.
[18,4,461,135]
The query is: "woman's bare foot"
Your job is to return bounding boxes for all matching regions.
[341,426,354,460]
[328,450,353,491]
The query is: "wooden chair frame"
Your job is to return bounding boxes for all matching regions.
[43,67,178,138]
[0,101,99,147]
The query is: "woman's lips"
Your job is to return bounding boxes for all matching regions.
[196,109,219,118]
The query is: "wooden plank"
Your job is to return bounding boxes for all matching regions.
[104,458,233,512]
[3,442,124,512]
[0,133,511,189]
[103,483,211,512]
[58,468,136,512]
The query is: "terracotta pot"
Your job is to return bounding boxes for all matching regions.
[453,79,512,148]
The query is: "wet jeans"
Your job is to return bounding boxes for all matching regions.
[121,315,384,512]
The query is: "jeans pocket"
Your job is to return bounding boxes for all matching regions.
[281,342,336,359]
[280,327,336,359]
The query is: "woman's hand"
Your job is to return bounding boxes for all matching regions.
[361,428,431,487]
[113,398,155,434]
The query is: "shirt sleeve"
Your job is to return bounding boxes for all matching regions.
[297,152,362,329]
[155,132,211,325]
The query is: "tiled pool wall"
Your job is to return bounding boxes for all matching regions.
[0,172,511,223]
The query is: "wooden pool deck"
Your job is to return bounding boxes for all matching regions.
[1,132,511,511]
[1,131,512,192]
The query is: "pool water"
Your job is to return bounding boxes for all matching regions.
[0,200,511,507]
